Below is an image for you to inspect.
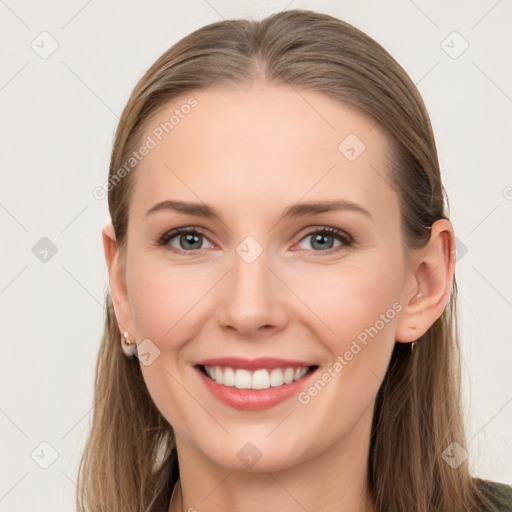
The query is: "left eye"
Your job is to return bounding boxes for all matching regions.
[296,228,351,252]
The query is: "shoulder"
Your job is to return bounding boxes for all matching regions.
[480,480,512,512]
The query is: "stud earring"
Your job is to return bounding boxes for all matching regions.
[121,330,136,359]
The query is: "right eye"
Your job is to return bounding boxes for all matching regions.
[158,227,215,254]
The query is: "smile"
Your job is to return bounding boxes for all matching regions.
[200,365,315,390]
[194,357,319,410]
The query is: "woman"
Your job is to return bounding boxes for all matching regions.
[77,9,512,512]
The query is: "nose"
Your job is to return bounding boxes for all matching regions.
[215,243,289,339]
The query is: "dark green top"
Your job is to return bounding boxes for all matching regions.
[484,480,512,511]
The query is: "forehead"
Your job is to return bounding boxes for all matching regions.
[129,83,398,225]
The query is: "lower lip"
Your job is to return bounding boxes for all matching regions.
[195,366,317,410]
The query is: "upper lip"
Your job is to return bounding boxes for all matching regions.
[195,357,317,370]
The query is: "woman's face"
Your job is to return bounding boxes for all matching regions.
[114,83,418,471]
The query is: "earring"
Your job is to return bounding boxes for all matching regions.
[411,340,418,353]
[121,330,137,359]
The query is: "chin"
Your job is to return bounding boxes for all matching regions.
[197,436,317,474]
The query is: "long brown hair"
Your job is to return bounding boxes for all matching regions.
[77,9,500,511]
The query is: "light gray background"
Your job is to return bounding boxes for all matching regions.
[1,1,511,510]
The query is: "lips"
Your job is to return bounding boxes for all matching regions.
[194,357,319,410]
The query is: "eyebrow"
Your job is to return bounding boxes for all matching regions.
[144,199,373,221]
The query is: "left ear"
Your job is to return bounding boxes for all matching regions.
[395,219,456,343]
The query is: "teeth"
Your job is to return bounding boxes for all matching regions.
[283,368,295,384]
[234,369,251,389]
[203,365,311,390]
[223,367,235,387]
[269,368,284,387]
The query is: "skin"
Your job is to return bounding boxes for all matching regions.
[103,82,455,512]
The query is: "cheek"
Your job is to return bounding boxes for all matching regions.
[126,258,211,428]
[292,257,404,348]
[127,257,216,341]
[290,260,402,437]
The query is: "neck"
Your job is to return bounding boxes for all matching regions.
[169,408,375,512]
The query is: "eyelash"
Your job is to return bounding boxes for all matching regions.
[157,226,354,256]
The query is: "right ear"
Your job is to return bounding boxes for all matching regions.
[102,222,135,338]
